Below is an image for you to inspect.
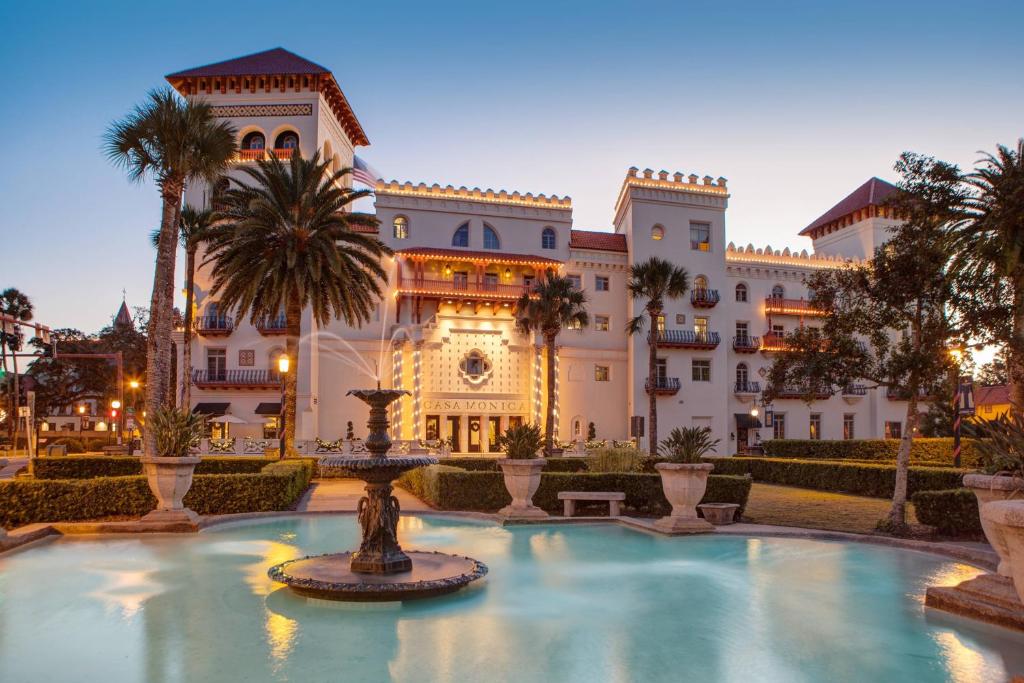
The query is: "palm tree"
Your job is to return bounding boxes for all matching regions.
[626,257,689,456]
[948,140,1024,410]
[205,152,389,454]
[514,275,589,455]
[105,89,237,456]
[0,288,33,449]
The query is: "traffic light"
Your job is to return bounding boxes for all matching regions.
[110,408,119,420]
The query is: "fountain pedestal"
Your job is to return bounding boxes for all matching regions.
[268,388,488,600]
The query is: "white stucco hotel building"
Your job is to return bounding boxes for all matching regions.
[169,48,911,455]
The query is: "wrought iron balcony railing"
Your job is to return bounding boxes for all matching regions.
[764,296,825,317]
[734,381,761,394]
[651,330,721,349]
[191,368,282,388]
[769,384,833,399]
[196,315,234,335]
[732,335,760,352]
[645,377,681,394]
[690,288,720,308]
[256,314,287,335]
[842,384,867,396]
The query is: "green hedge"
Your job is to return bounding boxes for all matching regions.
[910,489,983,535]
[434,457,589,473]
[398,465,751,517]
[0,460,313,529]
[707,457,966,498]
[762,438,983,468]
[32,456,274,480]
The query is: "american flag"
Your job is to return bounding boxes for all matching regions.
[352,155,381,188]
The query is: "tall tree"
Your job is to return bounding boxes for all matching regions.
[0,288,33,447]
[947,140,1024,410]
[514,275,589,455]
[766,153,961,531]
[105,89,236,456]
[626,258,689,456]
[205,152,389,454]
[977,348,1009,386]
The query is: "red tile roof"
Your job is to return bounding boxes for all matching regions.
[569,230,627,253]
[800,177,898,236]
[165,48,369,147]
[395,247,562,265]
[976,384,1010,406]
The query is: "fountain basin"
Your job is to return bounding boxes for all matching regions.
[268,550,488,601]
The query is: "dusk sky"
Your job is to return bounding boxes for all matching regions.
[2,0,1022,334]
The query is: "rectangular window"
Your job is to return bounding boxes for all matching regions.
[567,274,582,289]
[263,416,280,439]
[453,271,469,289]
[675,314,686,325]
[425,415,440,441]
[595,275,609,291]
[773,413,787,440]
[656,315,666,332]
[843,414,855,440]
[694,317,709,337]
[735,321,749,342]
[885,421,902,439]
[692,359,711,382]
[809,413,821,440]
[594,365,610,382]
[595,315,610,331]
[690,222,711,251]
[656,358,668,381]
[772,324,785,335]
[206,348,227,379]
[483,272,498,290]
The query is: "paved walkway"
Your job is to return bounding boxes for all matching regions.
[295,478,431,512]
[0,458,27,479]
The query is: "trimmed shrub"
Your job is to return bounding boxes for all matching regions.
[762,438,983,468]
[398,465,751,517]
[0,460,314,528]
[46,437,86,453]
[911,488,983,535]
[587,448,644,473]
[32,456,274,480]
[435,457,588,473]
[706,457,965,498]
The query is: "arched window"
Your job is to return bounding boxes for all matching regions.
[694,275,708,294]
[241,131,265,150]
[483,224,500,250]
[452,223,469,247]
[771,284,785,299]
[542,227,556,250]
[393,216,409,240]
[651,225,665,241]
[275,131,299,150]
[736,363,749,387]
[735,283,748,302]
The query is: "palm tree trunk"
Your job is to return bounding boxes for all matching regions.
[143,180,183,457]
[544,332,557,456]
[283,291,301,456]
[1009,277,1024,413]
[10,347,19,452]
[179,248,196,409]
[648,311,659,456]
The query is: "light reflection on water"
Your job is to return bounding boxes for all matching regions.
[0,516,1021,683]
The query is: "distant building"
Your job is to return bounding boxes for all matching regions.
[975,385,1011,421]
[170,48,914,454]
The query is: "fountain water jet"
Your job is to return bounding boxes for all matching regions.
[268,387,487,601]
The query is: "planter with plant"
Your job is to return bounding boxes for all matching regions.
[654,426,719,533]
[964,414,1024,577]
[140,407,204,523]
[496,423,547,518]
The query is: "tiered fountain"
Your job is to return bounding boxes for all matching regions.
[268,388,487,601]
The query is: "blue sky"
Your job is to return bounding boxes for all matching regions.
[2,0,1022,333]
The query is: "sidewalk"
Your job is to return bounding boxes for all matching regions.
[295,479,431,512]
[0,458,27,479]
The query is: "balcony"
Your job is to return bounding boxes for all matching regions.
[191,368,282,390]
[734,380,761,395]
[233,148,296,163]
[764,296,825,317]
[842,384,867,403]
[396,277,531,301]
[651,330,720,349]
[256,314,287,336]
[645,377,681,395]
[760,331,789,352]
[886,386,933,401]
[196,315,234,337]
[732,335,760,353]
[690,288,720,308]
[770,384,833,400]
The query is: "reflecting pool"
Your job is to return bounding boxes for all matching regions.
[0,515,1021,682]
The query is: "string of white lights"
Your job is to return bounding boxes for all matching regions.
[533,346,543,425]
[412,343,422,441]
[391,343,403,440]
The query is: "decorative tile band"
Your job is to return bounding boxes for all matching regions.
[210,103,313,118]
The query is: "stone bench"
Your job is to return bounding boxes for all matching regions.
[558,491,626,517]
[698,503,739,526]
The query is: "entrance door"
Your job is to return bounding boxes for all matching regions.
[508,416,523,430]
[468,416,483,453]
[425,415,440,442]
[488,416,502,451]
[446,416,461,452]
[736,427,749,454]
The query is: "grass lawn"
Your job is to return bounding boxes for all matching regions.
[743,483,918,535]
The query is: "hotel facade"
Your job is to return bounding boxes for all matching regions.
[169,49,912,455]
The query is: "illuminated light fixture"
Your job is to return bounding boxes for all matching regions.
[750,406,759,417]
[78,405,86,414]
[278,355,290,374]
[504,267,512,279]
[503,302,509,307]
[129,380,140,389]
[110,399,122,410]
[447,300,454,305]
[444,263,452,276]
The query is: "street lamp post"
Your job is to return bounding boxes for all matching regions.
[278,355,290,459]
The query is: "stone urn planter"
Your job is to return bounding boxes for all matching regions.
[140,456,202,523]
[964,473,1024,577]
[654,462,714,533]
[980,500,1024,605]
[497,458,548,519]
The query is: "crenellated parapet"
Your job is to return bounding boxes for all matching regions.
[725,242,865,269]
[614,166,729,221]
[374,180,572,209]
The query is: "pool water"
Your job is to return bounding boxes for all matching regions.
[1,515,1022,682]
